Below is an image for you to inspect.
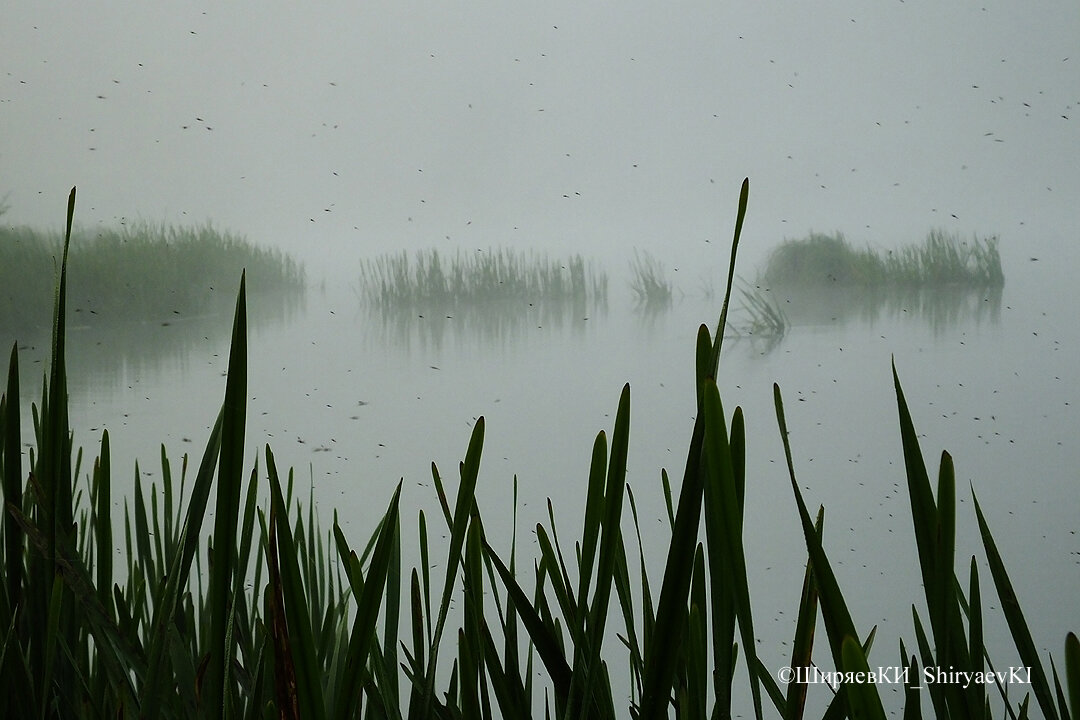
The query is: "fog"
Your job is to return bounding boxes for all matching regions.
[4,1,1078,281]
[4,3,1079,712]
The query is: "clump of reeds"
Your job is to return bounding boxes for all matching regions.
[629,248,674,309]
[760,230,1004,288]
[1,183,1075,720]
[0,218,304,332]
[356,247,607,311]
[735,281,788,337]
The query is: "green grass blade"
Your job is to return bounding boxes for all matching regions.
[702,378,762,719]
[482,538,572,702]
[641,179,749,718]
[267,445,325,720]
[713,177,749,361]
[892,363,943,621]
[42,577,65,716]
[686,547,708,719]
[639,328,711,717]
[566,384,629,719]
[841,636,887,720]
[784,507,824,720]
[205,271,248,715]
[1066,632,1079,720]
[93,431,113,616]
[381,497,403,714]
[3,343,23,615]
[340,483,403,720]
[901,646,922,720]
[422,417,485,718]
[1050,656,1071,720]
[140,410,223,717]
[968,556,986,716]
[973,489,1060,719]
[774,384,861,675]
[575,430,608,625]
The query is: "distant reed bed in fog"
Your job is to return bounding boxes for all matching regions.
[356,247,608,309]
[0,220,304,331]
[628,248,674,309]
[760,230,1004,288]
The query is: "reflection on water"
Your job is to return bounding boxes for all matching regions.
[357,294,608,352]
[744,283,1003,336]
[4,287,305,393]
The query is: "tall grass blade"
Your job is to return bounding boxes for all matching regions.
[205,271,248,715]
[1066,632,1079,720]
[140,410,223,717]
[576,431,608,628]
[782,507,824,720]
[3,344,22,616]
[775,383,882,717]
[31,187,78,713]
[972,490,1061,719]
[267,446,325,720]
[335,480,402,720]
[640,178,749,718]
[841,636,887,720]
[482,539,573,703]
[420,417,484,718]
[702,378,762,718]
[967,556,987,716]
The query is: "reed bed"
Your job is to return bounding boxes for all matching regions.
[628,249,674,309]
[734,281,788,338]
[0,218,304,332]
[0,184,1075,719]
[356,248,607,311]
[759,230,1004,288]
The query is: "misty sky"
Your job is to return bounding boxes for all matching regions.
[3,1,1078,279]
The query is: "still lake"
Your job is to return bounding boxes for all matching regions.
[8,237,1077,708]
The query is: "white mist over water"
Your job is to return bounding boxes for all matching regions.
[3,1,1078,282]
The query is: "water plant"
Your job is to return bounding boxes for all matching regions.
[0,217,305,333]
[628,249,674,309]
[356,247,607,311]
[735,280,788,338]
[0,183,1075,719]
[759,230,1004,289]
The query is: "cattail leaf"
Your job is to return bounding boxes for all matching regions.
[840,635,887,720]
[973,490,1060,719]
[205,272,248,715]
[268,446,325,720]
[1065,632,1079,720]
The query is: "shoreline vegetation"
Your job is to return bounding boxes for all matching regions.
[356,247,608,311]
[758,230,1004,289]
[736,230,1005,339]
[0,218,305,333]
[3,185,1073,719]
[354,248,609,344]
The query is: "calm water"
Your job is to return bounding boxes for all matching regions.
[8,242,1078,712]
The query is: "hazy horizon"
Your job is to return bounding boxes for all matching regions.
[3,1,1078,281]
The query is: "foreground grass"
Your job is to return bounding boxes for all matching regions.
[0,184,1075,719]
[759,230,1004,289]
[0,218,304,332]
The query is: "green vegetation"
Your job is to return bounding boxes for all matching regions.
[759,230,1004,289]
[0,217,304,333]
[1,184,1076,719]
[357,247,607,310]
[355,248,607,349]
[734,281,788,339]
[628,249,674,309]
